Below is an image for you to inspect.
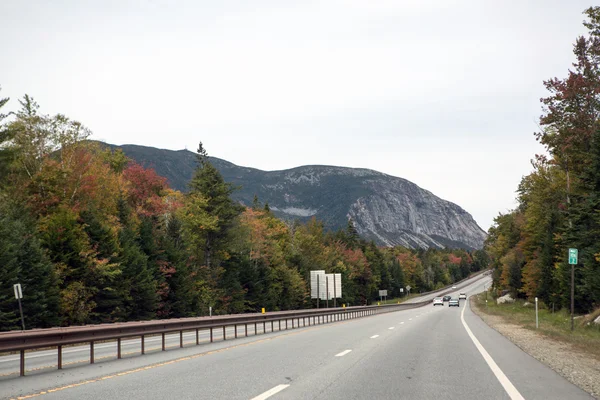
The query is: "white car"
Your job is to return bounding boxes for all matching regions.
[433,297,444,306]
[459,292,467,300]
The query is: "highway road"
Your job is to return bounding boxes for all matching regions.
[1,275,593,400]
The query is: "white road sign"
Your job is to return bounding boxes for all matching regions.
[13,283,23,300]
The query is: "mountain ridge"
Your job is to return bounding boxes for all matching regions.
[107,143,487,250]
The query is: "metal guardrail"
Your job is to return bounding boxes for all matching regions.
[0,301,430,377]
[0,269,491,378]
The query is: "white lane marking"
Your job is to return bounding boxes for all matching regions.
[408,318,412,321]
[388,327,395,330]
[400,322,405,324]
[370,335,379,339]
[335,350,352,357]
[251,384,290,400]
[461,298,525,400]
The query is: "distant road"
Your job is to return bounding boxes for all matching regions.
[1,273,592,400]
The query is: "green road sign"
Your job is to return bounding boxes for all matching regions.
[568,248,578,265]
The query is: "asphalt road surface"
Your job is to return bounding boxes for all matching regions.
[1,275,593,400]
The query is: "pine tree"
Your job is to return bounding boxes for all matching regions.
[116,198,158,320]
[188,142,243,268]
[80,209,124,322]
[161,217,195,317]
[346,218,360,248]
[0,201,60,330]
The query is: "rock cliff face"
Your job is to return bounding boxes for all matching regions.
[111,144,486,249]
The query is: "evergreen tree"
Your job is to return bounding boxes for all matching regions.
[0,201,60,330]
[161,217,195,317]
[346,218,360,248]
[80,209,124,322]
[116,198,158,320]
[188,142,243,268]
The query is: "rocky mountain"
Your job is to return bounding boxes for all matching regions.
[109,143,487,250]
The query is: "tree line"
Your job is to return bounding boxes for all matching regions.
[0,93,488,331]
[486,7,600,314]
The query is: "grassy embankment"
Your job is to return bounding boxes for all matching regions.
[472,291,600,359]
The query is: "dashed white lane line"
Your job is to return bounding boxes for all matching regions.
[335,350,352,357]
[388,327,395,330]
[400,322,405,324]
[461,298,524,400]
[251,384,290,400]
[409,318,413,321]
[370,335,379,339]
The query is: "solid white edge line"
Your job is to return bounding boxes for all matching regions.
[461,297,525,400]
[335,350,352,357]
[370,335,379,339]
[251,384,290,400]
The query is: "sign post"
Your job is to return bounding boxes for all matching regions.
[333,274,337,308]
[13,284,25,330]
[326,275,329,308]
[405,285,411,296]
[568,248,578,331]
[317,274,320,309]
[535,297,539,329]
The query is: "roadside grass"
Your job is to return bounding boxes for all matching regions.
[472,292,600,360]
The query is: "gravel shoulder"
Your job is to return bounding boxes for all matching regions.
[471,298,600,399]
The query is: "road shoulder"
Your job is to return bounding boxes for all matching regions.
[470,298,599,398]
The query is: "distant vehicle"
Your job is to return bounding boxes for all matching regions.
[442,295,451,302]
[459,292,467,300]
[448,298,460,307]
[452,286,457,289]
[433,297,444,306]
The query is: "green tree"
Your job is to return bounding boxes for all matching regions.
[188,142,243,268]
[116,198,158,320]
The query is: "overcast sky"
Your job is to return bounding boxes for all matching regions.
[0,0,593,230]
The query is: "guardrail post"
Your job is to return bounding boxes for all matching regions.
[162,333,166,351]
[20,349,25,376]
[223,326,226,340]
[278,320,281,331]
[141,335,145,354]
[254,322,257,335]
[196,328,199,345]
[58,345,62,369]
[285,319,288,329]
[180,330,184,347]
[118,338,122,359]
[271,321,274,332]
[245,323,248,336]
[210,328,213,342]
[292,318,295,329]
[235,325,238,338]
[263,321,266,333]
[90,341,95,364]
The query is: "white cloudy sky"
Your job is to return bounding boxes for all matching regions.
[0,0,593,230]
